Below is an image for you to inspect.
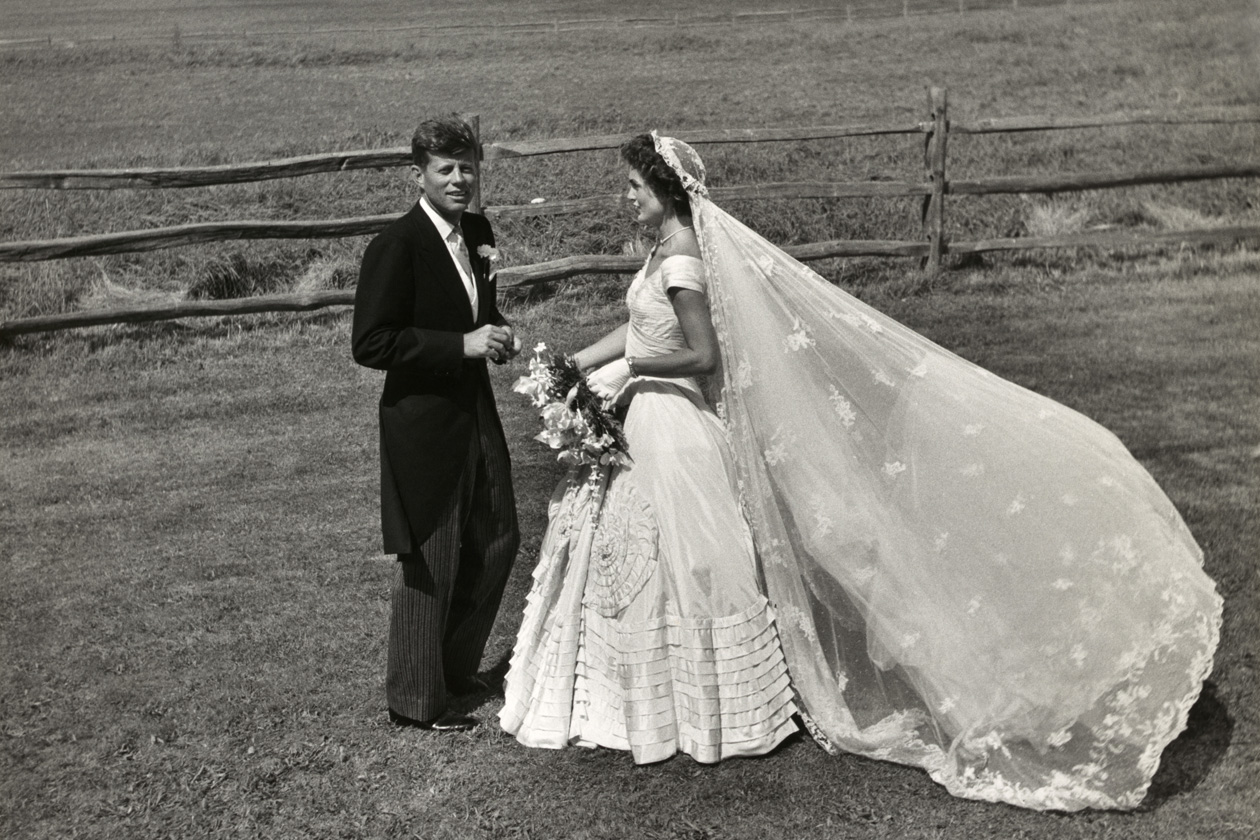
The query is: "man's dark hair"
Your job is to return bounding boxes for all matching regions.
[620,133,690,215]
[412,115,481,168]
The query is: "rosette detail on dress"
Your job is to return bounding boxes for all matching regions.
[500,462,798,764]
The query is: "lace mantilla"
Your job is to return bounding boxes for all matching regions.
[652,131,709,197]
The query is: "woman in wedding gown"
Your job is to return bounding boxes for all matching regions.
[501,133,1223,811]
[499,134,801,764]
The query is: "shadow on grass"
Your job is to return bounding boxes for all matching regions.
[447,653,514,715]
[1139,681,1233,810]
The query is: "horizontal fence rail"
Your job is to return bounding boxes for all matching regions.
[8,227,1260,338]
[947,163,1260,195]
[3,163,1254,263]
[7,108,1258,192]
[0,216,398,262]
[0,123,927,191]
[0,290,355,337]
[949,225,1260,256]
[0,152,412,191]
[2,92,1258,336]
[951,106,1260,134]
[485,181,934,219]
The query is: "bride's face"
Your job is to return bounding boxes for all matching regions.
[626,168,667,229]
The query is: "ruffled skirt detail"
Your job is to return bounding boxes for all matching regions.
[501,382,799,763]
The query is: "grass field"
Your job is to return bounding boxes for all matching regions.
[2,0,1259,838]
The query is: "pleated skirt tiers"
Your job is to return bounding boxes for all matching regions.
[500,379,799,763]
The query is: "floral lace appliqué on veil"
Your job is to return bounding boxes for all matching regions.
[648,133,1222,811]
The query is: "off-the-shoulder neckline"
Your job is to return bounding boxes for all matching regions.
[646,253,703,277]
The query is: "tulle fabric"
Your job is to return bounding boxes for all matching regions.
[698,194,1222,808]
[651,134,1223,810]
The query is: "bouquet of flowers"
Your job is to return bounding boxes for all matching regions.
[513,343,631,467]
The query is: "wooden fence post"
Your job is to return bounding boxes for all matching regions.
[922,86,949,273]
[469,113,483,214]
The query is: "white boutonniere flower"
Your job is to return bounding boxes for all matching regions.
[476,244,500,262]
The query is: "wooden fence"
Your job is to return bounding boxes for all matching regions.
[1,89,1258,338]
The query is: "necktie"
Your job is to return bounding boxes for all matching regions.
[447,229,479,319]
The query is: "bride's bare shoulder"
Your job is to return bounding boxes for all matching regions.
[660,228,701,260]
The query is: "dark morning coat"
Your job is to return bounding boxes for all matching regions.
[351,202,510,555]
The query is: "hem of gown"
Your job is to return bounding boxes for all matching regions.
[501,594,800,764]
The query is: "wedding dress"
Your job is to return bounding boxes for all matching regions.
[503,133,1222,811]
[499,253,800,764]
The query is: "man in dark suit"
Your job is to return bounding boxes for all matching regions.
[352,115,521,732]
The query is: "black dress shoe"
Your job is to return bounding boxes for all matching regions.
[447,674,491,696]
[420,711,480,732]
[389,709,479,732]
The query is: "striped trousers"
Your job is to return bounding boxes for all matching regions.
[386,388,519,721]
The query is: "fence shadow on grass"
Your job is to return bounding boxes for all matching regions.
[1139,681,1233,810]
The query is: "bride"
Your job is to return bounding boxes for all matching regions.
[500,132,1223,811]
[499,133,801,764]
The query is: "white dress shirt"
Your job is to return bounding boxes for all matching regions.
[419,196,479,320]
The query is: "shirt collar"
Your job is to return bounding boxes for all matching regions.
[418,195,460,242]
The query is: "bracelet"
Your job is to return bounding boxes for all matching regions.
[626,357,637,376]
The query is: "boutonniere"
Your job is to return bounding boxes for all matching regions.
[476,244,500,283]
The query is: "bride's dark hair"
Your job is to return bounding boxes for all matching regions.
[620,134,690,215]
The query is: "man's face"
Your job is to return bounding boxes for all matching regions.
[413,150,478,220]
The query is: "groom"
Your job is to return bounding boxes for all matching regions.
[352,114,521,732]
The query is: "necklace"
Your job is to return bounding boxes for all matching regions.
[655,226,693,247]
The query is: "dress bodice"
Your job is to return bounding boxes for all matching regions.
[624,254,706,361]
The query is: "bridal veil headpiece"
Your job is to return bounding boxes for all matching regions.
[651,131,708,198]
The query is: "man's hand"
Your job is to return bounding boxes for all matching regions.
[464,324,511,361]
[500,328,523,364]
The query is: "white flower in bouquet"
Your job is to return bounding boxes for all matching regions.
[513,343,630,467]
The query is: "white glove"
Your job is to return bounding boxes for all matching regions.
[585,358,633,403]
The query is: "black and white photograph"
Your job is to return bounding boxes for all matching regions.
[1,1,1256,837]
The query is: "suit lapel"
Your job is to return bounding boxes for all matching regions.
[405,204,475,329]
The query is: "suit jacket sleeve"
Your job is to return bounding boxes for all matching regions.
[351,232,464,375]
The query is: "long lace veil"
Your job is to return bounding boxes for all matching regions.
[651,133,1222,810]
